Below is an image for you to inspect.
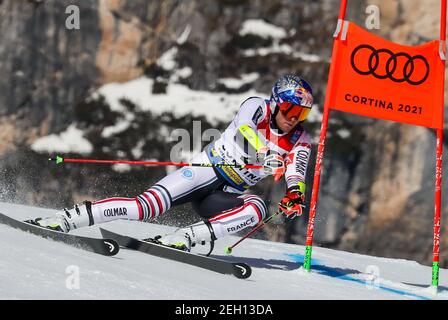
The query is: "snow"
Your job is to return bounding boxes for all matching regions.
[294,51,325,63]
[177,25,191,45]
[243,43,294,57]
[96,76,265,124]
[31,124,93,155]
[111,163,131,173]
[101,112,135,138]
[173,66,193,80]
[157,47,178,71]
[0,202,447,300]
[243,44,325,63]
[238,19,324,63]
[131,140,145,159]
[95,77,153,113]
[307,104,322,124]
[239,19,287,40]
[337,128,351,139]
[218,73,259,89]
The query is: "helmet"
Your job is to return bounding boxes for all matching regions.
[270,75,314,122]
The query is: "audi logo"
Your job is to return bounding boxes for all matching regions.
[350,44,430,86]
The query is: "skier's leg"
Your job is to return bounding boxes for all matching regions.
[88,184,172,224]
[166,193,267,248]
[76,155,219,226]
[32,186,171,233]
[207,194,268,239]
[34,152,220,232]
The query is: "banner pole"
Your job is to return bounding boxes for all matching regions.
[302,90,331,271]
[441,0,446,41]
[433,130,444,292]
[303,0,348,271]
[338,0,348,20]
[432,0,446,294]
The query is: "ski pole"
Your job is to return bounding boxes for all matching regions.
[224,209,283,254]
[48,155,263,170]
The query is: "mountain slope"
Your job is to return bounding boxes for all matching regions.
[0,202,447,300]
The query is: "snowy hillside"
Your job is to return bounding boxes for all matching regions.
[0,202,447,300]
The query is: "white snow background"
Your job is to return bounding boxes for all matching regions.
[0,202,447,300]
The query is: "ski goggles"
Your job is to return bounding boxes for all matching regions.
[277,101,311,122]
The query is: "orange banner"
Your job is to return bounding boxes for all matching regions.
[326,22,445,129]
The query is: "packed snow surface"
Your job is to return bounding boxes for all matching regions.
[0,202,447,300]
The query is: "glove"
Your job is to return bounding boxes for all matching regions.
[255,146,270,164]
[278,186,306,219]
[262,153,285,182]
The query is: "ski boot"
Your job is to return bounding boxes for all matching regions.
[153,233,193,252]
[28,201,94,233]
[150,221,217,254]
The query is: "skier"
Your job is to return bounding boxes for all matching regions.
[32,74,314,252]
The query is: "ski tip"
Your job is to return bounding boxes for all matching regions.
[232,263,252,279]
[103,239,120,256]
[224,246,232,254]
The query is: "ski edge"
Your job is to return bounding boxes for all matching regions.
[99,228,252,279]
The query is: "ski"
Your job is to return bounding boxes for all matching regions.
[0,212,119,256]
[99,228,252,279]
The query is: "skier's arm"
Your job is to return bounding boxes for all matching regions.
[233,97,269,156]
[279,137,311,218]
[284,138,311,191]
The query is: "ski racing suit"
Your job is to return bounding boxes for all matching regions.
[81,97,312,241]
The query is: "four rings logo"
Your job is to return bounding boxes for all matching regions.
[350,44,430,85]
